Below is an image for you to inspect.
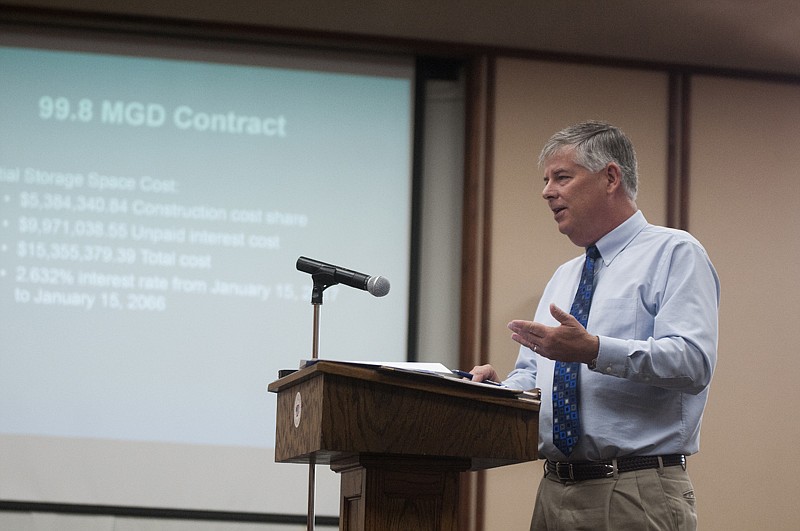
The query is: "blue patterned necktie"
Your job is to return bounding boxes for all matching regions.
[552,245,601,457]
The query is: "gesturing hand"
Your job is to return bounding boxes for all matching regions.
[508,303,599,364]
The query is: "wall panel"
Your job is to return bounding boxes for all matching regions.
[688,75,800,530]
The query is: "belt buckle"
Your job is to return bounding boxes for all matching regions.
[554,461,616,481]
[555,462,575,481]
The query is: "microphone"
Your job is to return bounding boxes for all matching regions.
[296,256,390,297]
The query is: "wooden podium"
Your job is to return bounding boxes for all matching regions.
[267,361,539,531]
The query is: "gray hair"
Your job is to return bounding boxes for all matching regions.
[539,121,639,200]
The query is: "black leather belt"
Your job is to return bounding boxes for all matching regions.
[546,454,686,481]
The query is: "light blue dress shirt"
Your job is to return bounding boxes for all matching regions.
[504,211,720,461]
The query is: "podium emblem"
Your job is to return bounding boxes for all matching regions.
[293,391,302,428]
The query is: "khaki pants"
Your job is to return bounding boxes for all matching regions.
[531,463,697,531]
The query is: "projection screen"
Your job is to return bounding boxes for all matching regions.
[0,25,414,518]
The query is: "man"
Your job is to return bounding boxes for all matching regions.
[471,121,719,530]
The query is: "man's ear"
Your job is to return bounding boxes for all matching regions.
[604,162,623,193]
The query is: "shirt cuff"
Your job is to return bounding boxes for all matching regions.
[594,336,629,377]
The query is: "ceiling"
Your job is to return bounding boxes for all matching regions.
[4,0,800,77]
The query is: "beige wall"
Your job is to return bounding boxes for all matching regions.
[485,58,800,529]
[687,75,800,530]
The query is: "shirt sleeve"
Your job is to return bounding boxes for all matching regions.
[503,345,539,390]
[593,240,720,395]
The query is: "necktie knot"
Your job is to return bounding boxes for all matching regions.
[586,245,601,261]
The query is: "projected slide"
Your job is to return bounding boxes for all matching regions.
[0,32,413,514]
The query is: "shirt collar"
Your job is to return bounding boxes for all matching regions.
[594,210,647,266]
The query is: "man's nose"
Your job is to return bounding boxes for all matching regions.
[542,180,555,199]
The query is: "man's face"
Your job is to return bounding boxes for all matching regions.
[541,148,610,247]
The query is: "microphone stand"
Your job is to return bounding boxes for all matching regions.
[305,267,337,531]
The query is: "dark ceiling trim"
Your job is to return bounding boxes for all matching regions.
[0,4,477,59]
[2,4,800,84]
[496,46,800,85]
